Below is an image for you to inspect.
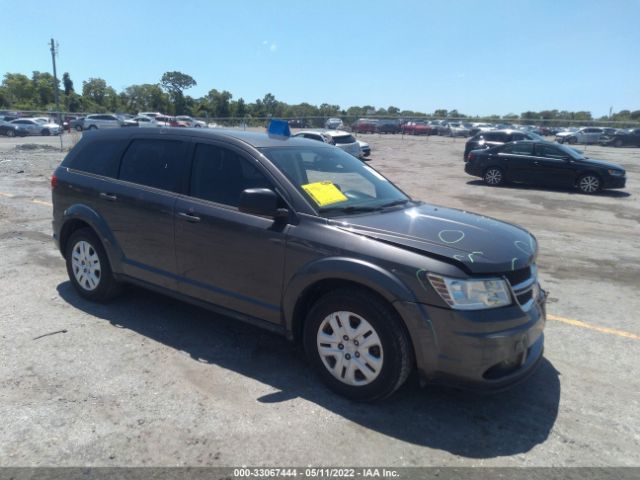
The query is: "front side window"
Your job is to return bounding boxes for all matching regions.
[263,146,409,216]
[189,144,272,207]
[119,139,186,191]
[537,144,569,160]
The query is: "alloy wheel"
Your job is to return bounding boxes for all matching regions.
[485,168,503,185]
[579,175,600,193]
[316,311,384,386]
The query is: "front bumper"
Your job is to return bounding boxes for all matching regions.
[603,176,626,189]
[394,289,546,392]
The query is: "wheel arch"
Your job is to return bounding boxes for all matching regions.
[575,169,602,187]
[59,204,123,272]
[283,257,417,344]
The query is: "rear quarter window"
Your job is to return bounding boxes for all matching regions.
[118,139,187,191]
[64,139,126,178]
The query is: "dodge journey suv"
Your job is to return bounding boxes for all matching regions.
[52,128,547,401]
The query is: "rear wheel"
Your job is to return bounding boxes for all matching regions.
[42,129,50,136]
[65,228,122,301]
[614,138,623,147]
[304,289,413,401]
[6,129,15,137]
[484,167,504,186]
[577,174,601,194]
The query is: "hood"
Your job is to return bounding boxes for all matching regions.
[334,203,537,274]
[555,131,574,137]
[578,157,625,171]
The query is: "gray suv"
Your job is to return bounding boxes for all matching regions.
[52,128,547,401]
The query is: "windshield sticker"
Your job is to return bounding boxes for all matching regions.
[301,181,348,207]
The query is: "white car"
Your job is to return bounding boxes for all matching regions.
[294,129,361,158]
[138,112,163,119]
[10,118,61,136]
[357,140,371,160]
[132,115,159,127]
[176,116,207,128]
[325,117,343,130]
[555,127,604,145]
[83,114,125,130]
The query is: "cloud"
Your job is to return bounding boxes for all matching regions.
[269,43,277,52]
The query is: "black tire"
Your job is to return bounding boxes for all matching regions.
[88,125,97,130]
[483,166,505,186]
[42,129,50,136]
[303,289,413,401]
[577,173,601,194]
[6,129,15,138]
[557,138,565,144]
[65,228,122,302]
[568,136,577,145]
[75,125,83,132]
[614,139,623,148]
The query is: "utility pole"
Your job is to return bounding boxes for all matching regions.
[49,38,60,120]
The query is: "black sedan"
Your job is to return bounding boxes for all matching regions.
[600,128,640,148]
[464,140,626,194]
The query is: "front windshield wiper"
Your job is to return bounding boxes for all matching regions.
[319,205,384,215]
[379,199,411,208]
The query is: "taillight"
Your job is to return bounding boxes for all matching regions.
[468,152,476,161]
[51,174,58,189]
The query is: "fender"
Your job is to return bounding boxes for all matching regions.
[61,204,125,274]
[282,256,418,334]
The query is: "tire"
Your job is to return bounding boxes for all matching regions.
[568,136,577,145]
[88,125,97,130]
[484,166,505,186]
[303,289,413,401]
[577,173,601,194]
[557,138,565,144]
[6,129,15,138]
[614,139,623,148]
[42,129,50,136]
[65,228,122,302]
[75,125,83,132]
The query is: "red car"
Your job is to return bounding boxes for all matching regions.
[351,118,378,133]
[403,121,434,135]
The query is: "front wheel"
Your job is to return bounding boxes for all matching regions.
[65,228,122,301]
[6,129,15,137]
[484,167,505,186]
[303,289,413,401]
[42,129,50,136]
[577,174,601,194]
[568,136,577,145]
[614,139,623,148]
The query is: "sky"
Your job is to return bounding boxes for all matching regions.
[2,0,639,117]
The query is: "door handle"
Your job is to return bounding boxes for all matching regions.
[99,192,118,201]
[177,211,201,223]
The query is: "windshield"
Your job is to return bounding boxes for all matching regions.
[262,145,410,216]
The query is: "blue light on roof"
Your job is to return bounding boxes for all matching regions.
[267,119,291,138]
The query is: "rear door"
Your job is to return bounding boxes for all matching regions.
[174,141,287,324]
[98,135,190,288]
[497,142,537,182]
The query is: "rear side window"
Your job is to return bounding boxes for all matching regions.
[189,144,271,207]
[483,132,508,142]
[119,139,186,191]
[501,143,534,155]
[66,139,124,177]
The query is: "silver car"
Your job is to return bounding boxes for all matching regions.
[10,118,61,136]
[83,114,124,130]
[294,129,361,158]
[555,127,604,145]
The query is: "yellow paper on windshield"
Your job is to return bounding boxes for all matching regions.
[301,181,348,207]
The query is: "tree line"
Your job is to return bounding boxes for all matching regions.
[1,70,639,125]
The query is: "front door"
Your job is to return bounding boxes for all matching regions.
[533,143,577,187]
[174,142,287,324]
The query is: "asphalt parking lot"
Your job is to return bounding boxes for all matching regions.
[0,131,639,466]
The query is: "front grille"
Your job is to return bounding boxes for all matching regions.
[504,265,537,310]
[504,267,531,286]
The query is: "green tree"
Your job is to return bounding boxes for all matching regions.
[160,71,197,115]
[433,109,448,118]
[387,106,400,115]
[121,83,169,113]
[31,71,58,107]
[2,73,35,108]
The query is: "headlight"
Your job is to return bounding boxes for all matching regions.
[608,169,625,176]
[427,274,512,310]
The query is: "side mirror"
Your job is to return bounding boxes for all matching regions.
[239,188,288,219]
